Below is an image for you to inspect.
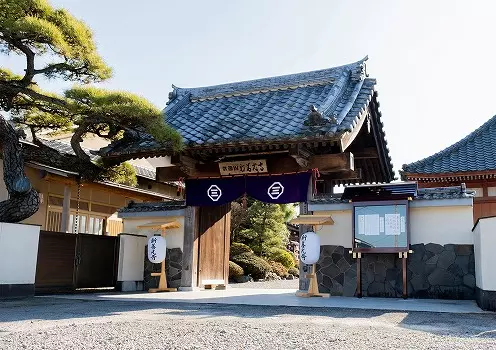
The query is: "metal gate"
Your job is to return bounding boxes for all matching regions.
[35,231,119,293]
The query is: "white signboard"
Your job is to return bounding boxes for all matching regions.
[219,160,267,175]
[364,214,380,236]
[385,213,401,236]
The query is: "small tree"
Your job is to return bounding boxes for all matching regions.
[0,0,182,222]
[235,201,291,257]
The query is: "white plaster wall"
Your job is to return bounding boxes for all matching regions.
[122,216,184,251]
[313,210,353,247]
[117,234,147,282]
[410,206,473,245]
[473,217,496,291]
[0,223,40,284]
[313,204,473,247]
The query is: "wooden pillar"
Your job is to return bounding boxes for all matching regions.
[60,185,71,233]
[402,252,408,299]
[356,253,362,298]
[298,176,314,292]
[180,206,199,291]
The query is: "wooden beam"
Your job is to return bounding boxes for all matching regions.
[340,111,368,151]
[309,152,354,173]
[156,165,189,182]
[319,169,362,181]
[353,147,379,159]
[290,145,312,168]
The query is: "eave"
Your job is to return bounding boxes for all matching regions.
[402,170,496,182]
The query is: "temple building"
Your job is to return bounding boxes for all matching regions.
[401,115,496,222]
[109,57,396,290]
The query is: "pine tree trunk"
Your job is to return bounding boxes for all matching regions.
[0,116,40,223]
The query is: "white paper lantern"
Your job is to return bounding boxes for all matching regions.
[148,236,166,263]
[300,231,320,265]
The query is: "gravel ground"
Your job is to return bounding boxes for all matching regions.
[1,298,495,350]
[229,278,299,289]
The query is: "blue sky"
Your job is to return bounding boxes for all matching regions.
[3,1,496,173]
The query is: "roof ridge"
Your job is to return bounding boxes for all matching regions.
[402,115,496,172]
[166,57,368,106]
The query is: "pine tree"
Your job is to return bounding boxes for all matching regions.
[0,0,182,222]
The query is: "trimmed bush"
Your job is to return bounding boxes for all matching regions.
[229,261,245,279]
[268,248,295,269]
[269,261,289,278]
[288,266,299,277]
[292,252,300,268]
[230,242,253,258]
[231,252,271,280]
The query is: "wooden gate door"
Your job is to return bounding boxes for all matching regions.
[197,204,231,286]
[75,233,119,288]
[35,231,77,293]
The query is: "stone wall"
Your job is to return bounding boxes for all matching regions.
[143,247,183,290]
[314,244,475,299]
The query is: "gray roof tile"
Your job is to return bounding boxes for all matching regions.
[39,139,157,180]
[118,200,186,213]
[310,186,474,204]
[402,115,496,174]
[164,57,375,146]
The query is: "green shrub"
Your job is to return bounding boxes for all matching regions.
[288,266,299,277]
[268,248,295,269]
[269,261,289,278]
[229,261,244,278]
[292,252,299,268]
[230,242,253,258]
[231,252,271,280]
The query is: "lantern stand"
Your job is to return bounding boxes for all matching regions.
[139,221,180,293]
[290,215,334,298]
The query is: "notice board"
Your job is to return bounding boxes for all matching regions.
[352,200,409,252]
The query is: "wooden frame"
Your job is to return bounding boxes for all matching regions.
[351,200,410,253]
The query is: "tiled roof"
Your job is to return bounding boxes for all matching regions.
[39,139,157,180]
[165,57,376,146]
[402,115,496,175]
[309,185,474,204]
[97,57,394,181]
[118,200,186,213]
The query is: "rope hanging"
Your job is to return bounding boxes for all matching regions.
[312,168,320,196]
[74,182,81,234]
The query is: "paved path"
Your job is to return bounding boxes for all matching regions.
[230,278,299,289]
[42,288,485,314]
[0,298,495,350]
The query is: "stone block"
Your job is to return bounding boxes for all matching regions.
[337,257,350,273]
[425,255,439,265]
[428,269,456,286]
[447,263,464,277]
[454,255,470,274]
[425,243,444,255]
[343,280,357,297]
[437,250,456,269]
[386,268,398,281]
[321,263,341,279]
[444,244,455,252]
[334,272,344,286]
[455,245,473,256]
[411,273,429,291]
[463,274,476,288]
[367,282,385,296]
[331,253,342,264]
